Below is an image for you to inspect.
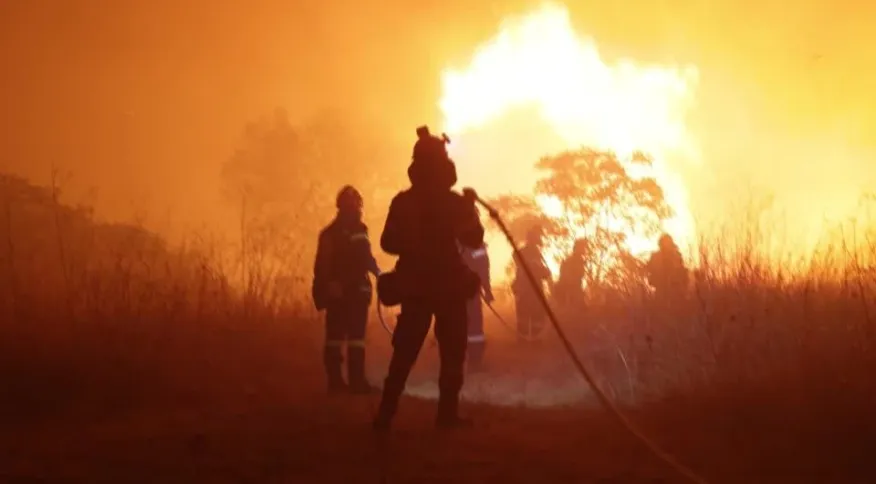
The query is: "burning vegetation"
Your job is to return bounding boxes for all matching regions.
[440,4,699,287]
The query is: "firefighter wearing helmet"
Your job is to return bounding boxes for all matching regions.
[312,185,382,395]
[512,226,552,340]
[645,233,688,303]
[554,238,592,311]
[372,125,485,431]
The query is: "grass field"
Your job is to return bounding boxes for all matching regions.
[2,175,875,483]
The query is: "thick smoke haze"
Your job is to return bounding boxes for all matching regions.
[2,0,875,252]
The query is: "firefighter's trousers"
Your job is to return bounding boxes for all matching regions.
[324,299,370,389]
[376,296,468,421]
[515,294,546,339]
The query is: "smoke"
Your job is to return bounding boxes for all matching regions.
[0,0,873,257]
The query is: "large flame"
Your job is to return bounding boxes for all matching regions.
[439,3,700,282]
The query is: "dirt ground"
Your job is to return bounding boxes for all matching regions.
[0,319,873,484]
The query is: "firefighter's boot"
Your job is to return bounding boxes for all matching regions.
[347,343,376,395]
[436,395,473,429]
[372,392,397,432]
[372,367,404,432]
[324,344,347,395]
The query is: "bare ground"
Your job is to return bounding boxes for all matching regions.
[1,319,873,484]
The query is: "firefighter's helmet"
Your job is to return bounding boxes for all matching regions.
[336,185,363,212]
[408,125,457,189]
[573,238,591,254]
[412,125,450,163]
[658,233,675,250]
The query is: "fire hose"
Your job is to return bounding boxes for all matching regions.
[483,298,512,333]
[377,291,517,337]
[471,193,709,484]
[376,294,394,337]
[375,292,533,349]
[370,191,708,483]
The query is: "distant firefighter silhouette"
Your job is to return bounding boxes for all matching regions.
[512,227,552,340]
[645,233,689,301]
[460,240,493,372]
[311,185,382,395]
[554,238,591,311]
[373,125,485,431]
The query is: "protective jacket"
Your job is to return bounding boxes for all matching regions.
[380,189,483,302]
[512,244,551,296]
[512,243,551,339]
[645,235,688,297]
[312,214,380,310]
[555,254,585,305]
[379,144,483,305]
[373,125,485,430]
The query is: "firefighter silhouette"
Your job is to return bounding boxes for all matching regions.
[512,227,552,340]
[312,185,381,395]
[645,233,688,302]
[373,126,485,431]
[554,238,591,310]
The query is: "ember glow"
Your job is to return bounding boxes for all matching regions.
[438,3,700,281]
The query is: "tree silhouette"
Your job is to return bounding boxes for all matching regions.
[220,108,400,302]
[490,147,672,292]
[0,173,230,320]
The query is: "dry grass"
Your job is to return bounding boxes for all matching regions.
[1,174,875,483]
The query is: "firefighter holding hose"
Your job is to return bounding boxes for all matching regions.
[373,126,484,431]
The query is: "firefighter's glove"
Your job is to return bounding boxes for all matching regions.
[462,187,478,204]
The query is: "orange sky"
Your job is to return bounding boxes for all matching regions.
[1,0,875,254]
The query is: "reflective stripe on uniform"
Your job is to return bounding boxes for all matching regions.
[347,339,366,348]
[467,334,486,343]
[325,340,344,347]
[350,232,369,242]
[470,248,487,258]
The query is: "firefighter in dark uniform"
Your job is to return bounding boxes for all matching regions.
[645,233,688,303]
[512,227,552,340]
[460,241,493,372]
[554,238,591,310]
[372,126,484,431]
[312,185,381,395]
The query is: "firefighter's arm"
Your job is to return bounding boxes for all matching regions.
[456,196,485,249]
[380,196,403,256]
[354,225,382,276]
[524,247,550,281]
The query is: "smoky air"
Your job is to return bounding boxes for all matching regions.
[1,2,874,482]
